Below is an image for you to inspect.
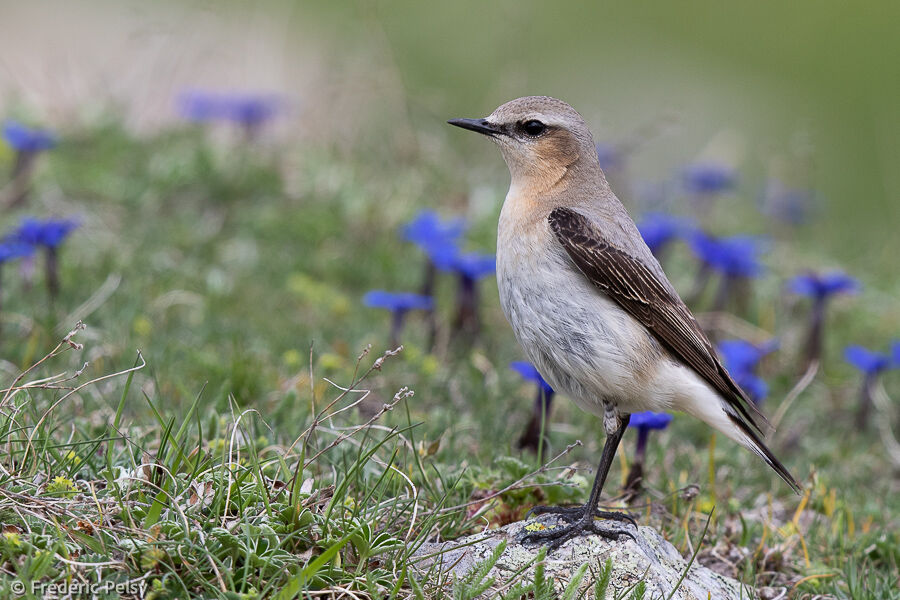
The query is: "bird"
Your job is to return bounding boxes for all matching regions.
[448,96,800,548]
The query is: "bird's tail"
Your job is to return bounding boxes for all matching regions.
[679,384,802,494]
[733,417,802,494]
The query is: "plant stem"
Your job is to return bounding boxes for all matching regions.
[803,299,825,368]
[856,373,876,430]
[623,427,649,503]
[420,262,438,349]
[517,388,553,452]
[45,246,59,300]
[453,275,479,338]
[389,309,406,349]
[8,151,36,208]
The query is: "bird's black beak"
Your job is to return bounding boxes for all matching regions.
[447,118,502,137]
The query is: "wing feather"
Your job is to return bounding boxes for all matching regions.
[547,207,771,437]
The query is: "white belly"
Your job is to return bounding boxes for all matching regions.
[496,228,666,418]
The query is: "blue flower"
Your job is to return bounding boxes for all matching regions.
[15,218,78,248]
[624,410,672,498]
[452,252,495,280]
[893,341,900,367]
[788,271,859,301]
[400,210,467,270]
[688,231,765,277]
[719,339,777,404]
[629,411,673,431]
[401,210,466,245]
[362,290,433,312]
[844,345,892,375]
[682,162,737,194]
[595,143,623,171]
[738,376,769,404]
[0,240,34,263]
[177,91,281,126]
[2,120,57,153]
[637,213,693,254]
[510,361,554,394]
[718,339,777,375]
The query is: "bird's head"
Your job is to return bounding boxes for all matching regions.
[449,96,601,194]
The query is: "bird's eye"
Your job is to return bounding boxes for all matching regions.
[521,120,546,137]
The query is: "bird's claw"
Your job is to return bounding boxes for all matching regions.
[526,504,636,527]
[520,505,637,549]
[520,515,635,550]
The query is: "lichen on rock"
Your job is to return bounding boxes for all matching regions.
[411,515,757,599]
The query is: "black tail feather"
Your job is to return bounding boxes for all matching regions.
[731,416,802,494]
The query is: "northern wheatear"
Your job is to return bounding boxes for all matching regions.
[449,96,800,548]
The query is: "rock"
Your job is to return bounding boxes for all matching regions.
[411,515,756,599]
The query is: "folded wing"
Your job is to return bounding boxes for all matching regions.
[548,207,800,492]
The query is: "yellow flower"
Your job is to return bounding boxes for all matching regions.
[133,315,153,337]
[141,547,167,571]
[420,355,439,376]
[282,349,303,368]
[46,476,78,497]
[317,353,345,371]
[65,450,82,467]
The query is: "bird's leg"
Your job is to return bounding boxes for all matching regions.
[521,414,635,548]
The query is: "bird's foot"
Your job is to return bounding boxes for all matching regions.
[526,504,636,527]
[520,505,636,550]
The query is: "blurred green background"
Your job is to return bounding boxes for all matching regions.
[321,0,900,268]
[2,0,898,270]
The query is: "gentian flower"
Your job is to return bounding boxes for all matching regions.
[788,271,859,365]
[400,210,467,346]
[687,231,765,311]
[844,345,891,375]
[623,411,673,501]
[637,213,693,257]
[363,290,433,348]
[14,217,78,299]
[718,339,778,404]
[2,121,56,153]
[2,120,57,208]
[177,91,282,138]
[844,344,896,428]
[761,180,815,225]
[400,210,466,246]
[15,217,78,248]
[0,240,33,262]
[689,232,764,278]
[510,361,555,452]
[400,210,466,290]
[451,252,495,338]
[681,162,737,195]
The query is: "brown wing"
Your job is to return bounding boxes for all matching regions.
[548,207,771,437]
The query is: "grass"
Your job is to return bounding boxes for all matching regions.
[0,114,897,598]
